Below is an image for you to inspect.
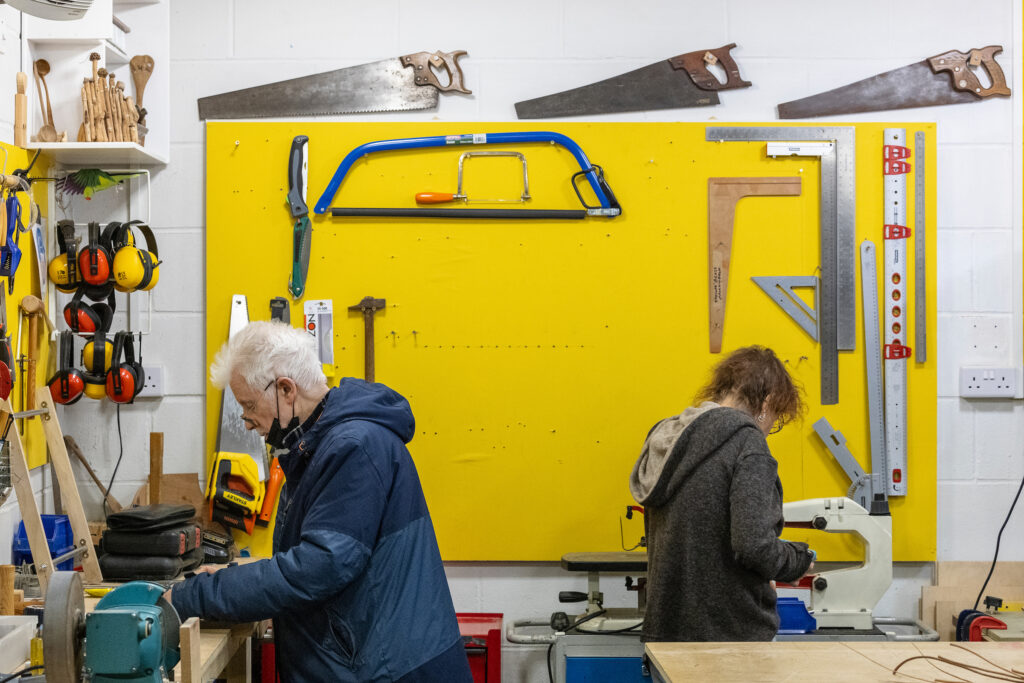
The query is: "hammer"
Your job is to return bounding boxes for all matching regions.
[348,296,385,383]
[20,295,53,410]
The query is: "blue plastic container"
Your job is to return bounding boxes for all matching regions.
[777,596,817,634]
[12,514,75,571]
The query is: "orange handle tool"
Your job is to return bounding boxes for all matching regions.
[258,456,285,527]
[414,192,458,204]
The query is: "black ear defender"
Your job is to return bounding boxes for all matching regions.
[47,331,84,405]
[123,332,145,399]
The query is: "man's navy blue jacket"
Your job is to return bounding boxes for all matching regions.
[172,379,470,682]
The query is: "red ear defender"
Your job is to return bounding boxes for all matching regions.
[77,221,111,286]
[47,331,84,405]
[106,331,137,404]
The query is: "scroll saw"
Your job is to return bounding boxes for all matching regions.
[43,571,180,683]
[782,497,892,631]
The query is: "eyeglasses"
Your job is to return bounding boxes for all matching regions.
[239,380,276,423]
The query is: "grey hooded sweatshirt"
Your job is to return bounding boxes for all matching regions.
[630,403,812,642]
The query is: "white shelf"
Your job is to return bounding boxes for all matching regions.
[24,142,167,166]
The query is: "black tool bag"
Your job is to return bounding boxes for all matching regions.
[105,503,196,532]
[100,546,204,581]
[101,523,201,557]
[99,504,202,581]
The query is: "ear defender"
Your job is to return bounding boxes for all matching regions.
[113,222,160,293]
[77,221,112,286]
[106,331,138,404]
[81,330,111,400]
[63,287,115,334]
[48,220,81,293]
[47,331,84,405]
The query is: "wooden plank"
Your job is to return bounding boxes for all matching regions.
[936,561,1024,587]
[0,564,13,614]
[646,641,1024,682]
[150,432,163,504]
[36,388,102,583]
[3,400,53,594]
[178,617,202,683]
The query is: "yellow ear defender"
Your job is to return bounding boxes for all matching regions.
[112,221,160,293]
[81,330,112,400]
[48,220,81,293]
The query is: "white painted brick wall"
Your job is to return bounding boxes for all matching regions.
[0,2,1021,673]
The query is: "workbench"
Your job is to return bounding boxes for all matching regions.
[645,641,1024,682]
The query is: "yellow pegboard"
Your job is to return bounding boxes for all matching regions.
[1,142,52,469]
[205,122,936,561]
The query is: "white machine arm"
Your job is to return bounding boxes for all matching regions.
[782,497,892,630]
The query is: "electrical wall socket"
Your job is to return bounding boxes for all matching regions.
[137,366,164,399]
[959,367,1018,398]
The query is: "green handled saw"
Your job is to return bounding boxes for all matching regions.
[515,43,751,118]
[197,50,470,119]
[778,45,1010,119]
[287,135,311,299]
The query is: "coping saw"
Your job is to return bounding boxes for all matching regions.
[197,50,470,119]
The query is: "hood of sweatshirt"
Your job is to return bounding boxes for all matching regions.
[629,403,762,506]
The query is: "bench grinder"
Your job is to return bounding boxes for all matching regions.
[43,571,181,683]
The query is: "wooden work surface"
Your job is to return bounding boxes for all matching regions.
[645,641,1024,682]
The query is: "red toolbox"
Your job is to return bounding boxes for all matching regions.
[457,612,502,683]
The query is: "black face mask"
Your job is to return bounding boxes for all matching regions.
[265,380,300,451]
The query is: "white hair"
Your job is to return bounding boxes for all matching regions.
[210,321,327,393]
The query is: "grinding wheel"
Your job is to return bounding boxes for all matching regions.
[43,571,85,683]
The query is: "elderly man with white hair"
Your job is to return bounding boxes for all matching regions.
[168,321,471,682]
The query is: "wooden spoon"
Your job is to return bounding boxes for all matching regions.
[33,59,58,142]
[129,55,153,110]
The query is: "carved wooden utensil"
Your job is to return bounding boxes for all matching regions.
[129,55,153,111]
[32,59,58,142]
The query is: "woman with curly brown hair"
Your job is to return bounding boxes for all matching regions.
[629,345,815,642]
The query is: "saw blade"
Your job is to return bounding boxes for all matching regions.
[217,295,269,479]
[43,571,85,683]
[515,60,719,119]
[198,57,439,119]
[777,60,978,119]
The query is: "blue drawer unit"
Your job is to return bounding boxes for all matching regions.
[566,656,650,682]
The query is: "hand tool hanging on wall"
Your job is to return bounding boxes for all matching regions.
[316,131,621,219]
[214,295,269,481]
[270,296,290,323]
[287,135,311,299]
[751,276,819,341]
[515,43,751,118]
[416,151,530,205]
[19,295,52,410]
[859,240,890,511]
[0,291,13,402]
[778,45,1010,119]
[882,129,911,497]
[914,132,927,363]
[707,177,801,354]
[303,299,334,370]
[198,50,470,119]
[707,127,858,405]
[348,296,385,383]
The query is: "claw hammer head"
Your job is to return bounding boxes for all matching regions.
[348,296,386,315]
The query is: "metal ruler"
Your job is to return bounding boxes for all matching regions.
[751,275,818,341]
[914,131,927,363]
[882,128,910,496]
[708,126,856,405]
[860,240,889,512]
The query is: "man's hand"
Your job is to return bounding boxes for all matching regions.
[161,566,223,605]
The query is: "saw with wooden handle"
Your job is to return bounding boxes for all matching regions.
[198,50,470,119]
